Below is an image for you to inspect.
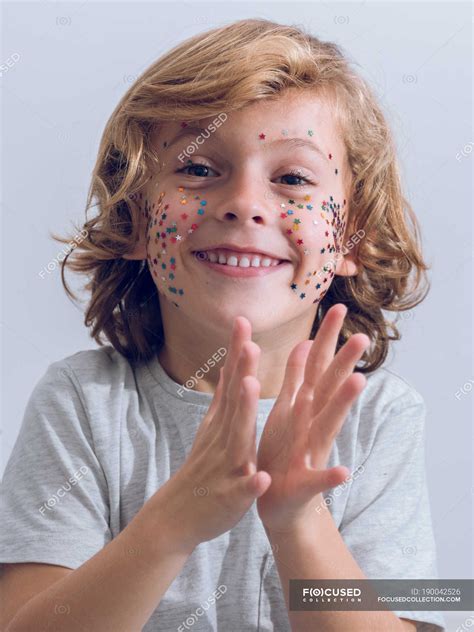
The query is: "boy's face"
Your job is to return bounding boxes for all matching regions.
[127,90,358,334]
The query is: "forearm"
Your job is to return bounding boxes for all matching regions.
[265,501,406,632]
[7,489,195,632]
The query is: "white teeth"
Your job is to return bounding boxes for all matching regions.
[198,250,283,267]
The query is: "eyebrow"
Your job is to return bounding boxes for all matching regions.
[166,126,328,162]
[266,137,328,162]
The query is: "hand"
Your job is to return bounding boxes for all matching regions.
[256,303,369,533]
[154,316,271,552]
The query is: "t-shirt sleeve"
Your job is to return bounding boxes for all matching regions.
[0,360,112,569]
[339,388,446,632]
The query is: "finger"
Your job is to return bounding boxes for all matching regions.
[275,339,313,406]
[215,316,252,420]
[303,303,347,388]
[190,367,226,451]
[226,373,260,462]
[206,366,225,419]
[311,333,370,416]
[235,469,272,500]
[309,372,367,459]
[222,316,252,383]
[225,340,260,415]
[302,466,350,497]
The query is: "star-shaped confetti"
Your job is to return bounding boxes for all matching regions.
[259,133,266,140]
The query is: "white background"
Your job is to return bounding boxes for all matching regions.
[1,2,472,630]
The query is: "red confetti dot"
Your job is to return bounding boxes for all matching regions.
[259,133,266,140]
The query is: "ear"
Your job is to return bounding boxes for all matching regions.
[122,229,147,260]
[122,240,146,261]
[334,250,359,277]
[121,193,149,260]
[122,219,147,261]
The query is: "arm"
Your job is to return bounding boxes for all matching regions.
[256,304,433,632]
[265,501,416,632]
[3,491,194,632]
[1,317,271,632]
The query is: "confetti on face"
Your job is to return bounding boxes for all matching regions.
[133,183,213,308]
[137,127,348,311]
[277,193,347,303]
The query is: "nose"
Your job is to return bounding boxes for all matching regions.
[212,171,275,226]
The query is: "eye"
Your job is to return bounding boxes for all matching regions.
[277,170,316,186]
[176,162,218,178]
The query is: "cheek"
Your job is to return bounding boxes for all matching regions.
[284,194,348,303]
[140,186,209,306]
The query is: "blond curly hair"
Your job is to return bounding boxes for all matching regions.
[54,18,430,371]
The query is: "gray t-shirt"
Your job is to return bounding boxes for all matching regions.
[0,346,445,631]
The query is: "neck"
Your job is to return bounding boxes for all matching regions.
[157,301,317,399]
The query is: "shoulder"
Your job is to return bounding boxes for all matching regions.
[25,346,144,444]
[360,365,425,416]
[39,345,138,395]
[29,346,142,424]
[341,366,426,465]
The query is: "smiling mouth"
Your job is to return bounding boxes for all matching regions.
[193,248,286,268]
[193,250,292,278]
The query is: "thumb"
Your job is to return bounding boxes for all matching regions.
[239,470,272,499]
[302,466,349,496]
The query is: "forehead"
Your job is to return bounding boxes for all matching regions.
[152,89,345,159]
